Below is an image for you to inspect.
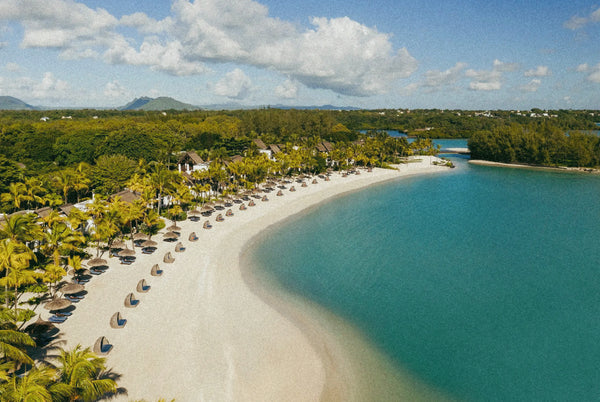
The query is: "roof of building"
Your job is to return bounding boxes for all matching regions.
[110,190,141,204]
[252,138,268,150]
[178,151,204,165]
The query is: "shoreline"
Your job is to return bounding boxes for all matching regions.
[53,157,451,401]
[469,159,600,174]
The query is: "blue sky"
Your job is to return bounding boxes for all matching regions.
[0,0,598,109]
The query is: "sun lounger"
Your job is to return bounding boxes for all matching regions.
[110,312,126,328]
[124,293,139,308]
[226,209,234,217]
[239,203,247,210]
[136,279,150,293]
[203,220,212,229]
[93,336,113,355]
[261,195,269,202]
[48,315,68,323]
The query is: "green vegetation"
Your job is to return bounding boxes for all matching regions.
[468,121,600,167]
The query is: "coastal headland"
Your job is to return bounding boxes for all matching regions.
[55,157,451,401]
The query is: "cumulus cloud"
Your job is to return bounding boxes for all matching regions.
[0,0,418,97]
[520,79,541,92]
[4,62,21,72]
[275,79,299,99]
[465,59,517,91]
[564,6,600,30]
[213,68,252,99]
[0,72,70,101]
[103,80,129,98]
[524,65,550,77]
[422,62,467,88]
[575,63,600,83]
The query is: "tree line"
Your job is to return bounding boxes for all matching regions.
[468,121,600,167]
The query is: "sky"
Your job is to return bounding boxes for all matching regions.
[0,0,599,109]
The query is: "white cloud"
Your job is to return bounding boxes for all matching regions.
[4,62,21,72]
[213,68,252,99]
[33,72,69,99]
[1,0,418,97]
[422,62,467,88]
[575,63,600,83]
[0,72,70,101]
[275,79,299,99]
[524,65,550,77]
[465,59,517,91]
[520,79,541,92]
[564,6,600,29]
[103,80,129,98]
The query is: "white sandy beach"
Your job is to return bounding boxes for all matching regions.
[53,156,450,401]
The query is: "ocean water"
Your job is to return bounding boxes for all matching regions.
[248,157,600,401]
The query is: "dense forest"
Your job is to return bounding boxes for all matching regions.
[468,120,600,167]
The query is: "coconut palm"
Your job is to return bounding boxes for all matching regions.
[53,170,75,205]
[1,182,28,212]
[0,365,57,401]
[0,239,35,312]
[22,177,46,210]
[0,213,41,245]
[72,163,91,203]
[0,254,39,317]
[54,344,117,402]
[0,329,35,366]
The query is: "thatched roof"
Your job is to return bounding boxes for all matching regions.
[269,144,282,154]
[59,204,74,216]
[178,151,204,165]
[253,138,268,150]
[35,206,53,218]
[110,189,140,204]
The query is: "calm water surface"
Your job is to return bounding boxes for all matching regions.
[250,156,600,401]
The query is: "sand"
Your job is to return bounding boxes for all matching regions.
[53,156,450,401]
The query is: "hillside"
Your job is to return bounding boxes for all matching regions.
[0,96,37,110]
[120,96,199,111]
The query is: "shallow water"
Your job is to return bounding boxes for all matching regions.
[249,157,600,401]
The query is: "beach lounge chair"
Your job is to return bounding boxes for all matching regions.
[163,252,175,263]
[239,203,247,210]
[312,178,318,184]
[174,242,185,253]
[110,312,127,328]
[368,167,373,172]
[203,220,212,229]
[216,214,224,222]
[226,209,234,217]
[276,190,283,196]
[48,315,68,324]
[325,175,331,181]
[136,279,150,293]
[189,232,198,242]
[301,182,308,187]
[248,200,256,206]
[261,195,269,202]
[93,336,113,355]
[151,264,163,276]
[124,293,139,308]
[290,186,296,192]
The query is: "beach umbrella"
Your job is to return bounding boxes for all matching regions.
[141,239,158,248]
[188,209,201,216]
[25,316,57,335]
[110,240,125,249]
[118,248,136,257]
[87,257,107,267]
[201,205,214,213]
[133,232,149,241]
[60,283,85,295]
[163,231,178,240]
[44,298,72,311]
[167,224,182,232]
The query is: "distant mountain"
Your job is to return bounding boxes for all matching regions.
[272,104,361,111]
[199,103,361,111]
[0,96,37,110]
[120,96,200,111]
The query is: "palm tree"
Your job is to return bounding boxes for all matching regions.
[0,328,35,366]
[22,177,46,210]
[0,213,41,245]
[0,254,40,317]
[119,201,144,249]
[54,344,117,401]
[1,182,28,212]
[72,163,91,203]
[0,365,57,401]
[0,239,35,312]
[53,170,75,205]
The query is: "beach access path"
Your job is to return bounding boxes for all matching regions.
[53,156,450,401]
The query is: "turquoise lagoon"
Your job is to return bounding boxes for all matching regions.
[248,155,600,401]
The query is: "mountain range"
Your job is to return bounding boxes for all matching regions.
[0,95,360,111]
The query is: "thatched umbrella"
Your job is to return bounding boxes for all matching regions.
[188,209,201,216]
[44,298,72,311]
[201,205,214,213]
[25,316,57,335]
[60,283,85,295]
[167,224,182,232]
[133,232,149,241]
[141,239,158,248]
[87,257,107,267]
[163,231,178,240]
[110,240,125,249]
[118,248,136,257]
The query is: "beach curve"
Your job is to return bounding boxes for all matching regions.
[54,156,451,401]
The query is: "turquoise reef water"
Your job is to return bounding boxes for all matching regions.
[249,157,600,401]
